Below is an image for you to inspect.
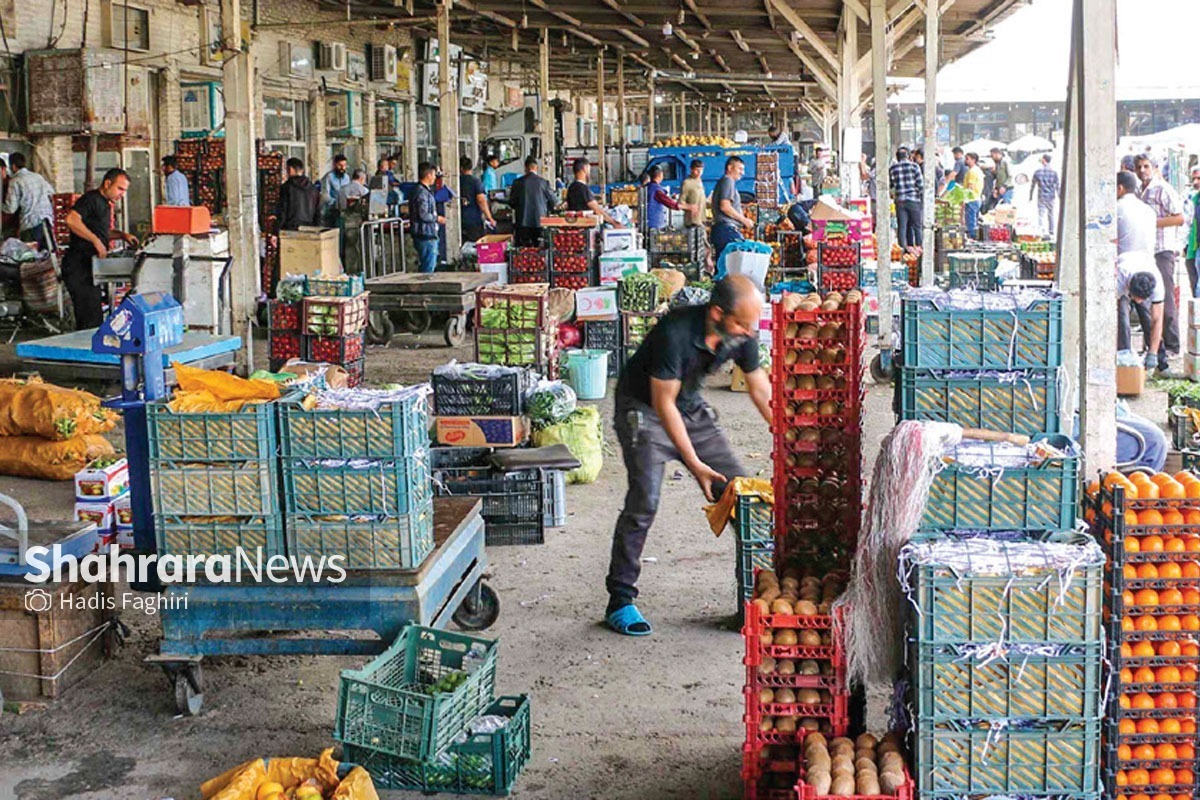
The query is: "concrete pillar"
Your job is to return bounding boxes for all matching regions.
[871,0,893,346]
[839,6,860,199]
[647,73,656,144]
[405,100,419,179]
[920,2,938,285]
[616,54,626,178]
[363,90,377,174]
[308,87,327,177]
[438,0,461,257]
[539,29,552,174]
[220,0,260,368]
[158,62,182,157]
[597,49,606,189]
[33,135,75,193]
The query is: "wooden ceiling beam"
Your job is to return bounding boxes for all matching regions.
[764,0,839,72]
[681,0,712,31]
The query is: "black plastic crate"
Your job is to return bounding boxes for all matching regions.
[432,365,528,416]
[431,446,495,484]
[584,319,621,377]
[433,471,545,546]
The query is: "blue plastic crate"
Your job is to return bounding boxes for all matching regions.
[342,695,531,795]
[277,389,428,460]
[155,514,285,560]
[734,495,774,611]
[282,454,432,516]
[901,290,1063,370]
[152,461,279,516]
[147,398,278,462]
[286,500,435,570]
[897,367,1063,436]
[922,435,1079,532]
[334,624,499,762]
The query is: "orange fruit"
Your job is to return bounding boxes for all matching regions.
[1157,743,1178,760]
[1123,617,1136,632]
[1156,562,1179,579]
[1181,719,1196,734]
[1121,667,1135,684]
[1160,588,1184,605]
[1182,588,1200,603]
[1160,480,1186,500]
[1138,563,1161,579]
[1087,480,1101,496]
[1134,743,1157,759]
[1125,589,1137,606]
[1175,769,1194,785]
[1161,718,1183,734]
[1159,640,1182,657]
[1165,535,1186,550]
[1133,481,1155,499]
[1134,641,1157,657]
[1140,512,1165,528]
[1117,771,1130,786]
[1122,642,1134,657]
[1182,666,1198,682]
[1105,471,1130,488]
[1183,641,1200,656]
[1127,537,1143,553]
[1185,536,1200,552]
[1178,692,1197,709]
[1137,614,1160,631]
[1163,509,1186,526]
[1135,589,1160,606]
[1121,693,1133,708]
[1159,614,1182,631]
[1157,666,1182,683]
[1151,472,1176,487]
[1137,718,1161,734]
[1183,614,1200,631]
[1177,744,1195,759]
[1184,510,1200,525]
[1125,564,1140,579]
[1187,481,1200,499]
[1143,534,1166,551]
[1135,667,1157,683]
[1183,562,1200,578]
[1119,744,1133,760]
[1173,470,1197,484]
[1119,718,1137,734]
[1133,692,1157,709]
[1156,692,1179,709]
[1150,768,1175,785]
[1128,510,1142,526]
[1128,768,1151,786]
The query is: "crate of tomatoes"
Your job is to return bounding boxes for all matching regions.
[304,332,366,365]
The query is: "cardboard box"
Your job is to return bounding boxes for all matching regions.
[74,458,129,501]
[476,234,511,265]
[1117,364,1145,396]
[602,228,638,253]
[153,205,212,235]
[541,214,598,228]
[75,500,116,532]
[115,526,135,549]
[277,359,351,389]
[599,249,648,285]
[113,493,133,528]
[575,287,618,321]
[480,260,508,286]
[435,416,528,447]
[279,227,342,278]
[730,365,749,392]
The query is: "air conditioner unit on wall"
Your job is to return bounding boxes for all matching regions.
[319,42,347,72]
[369,45,398,84]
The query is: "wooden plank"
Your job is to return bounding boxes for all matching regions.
[766,0,840,72]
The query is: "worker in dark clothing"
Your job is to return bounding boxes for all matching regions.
[270,157,320,295]
[459,156,496,243]
[566,157,623,227]
[62,168,138,329]
[508,156,558,247]
[410,161,444,274]
[603,275,772,636]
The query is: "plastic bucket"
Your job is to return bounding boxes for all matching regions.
[563,348,609,400]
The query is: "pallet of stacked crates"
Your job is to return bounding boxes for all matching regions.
[1088,472,1200,800]
[742,570,851,800]
[278,385,433,570]
[146,393,286,561]
[267,298,304,372]
[474,284,559,379]
[335,623,532,795]
[302,274,369,387]
[771,292,865,573]
[547,226,598,290]
[902,536,1106,800]
[815,239,861,293]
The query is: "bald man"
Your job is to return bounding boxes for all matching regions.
[605,275,772,636]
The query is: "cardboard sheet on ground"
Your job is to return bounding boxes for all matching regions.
[201,748,378,800]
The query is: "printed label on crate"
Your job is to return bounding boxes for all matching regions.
[75,457,129,500]
[75,500,116,532]
[435,416,528,447]
[113,493,133,527]
[576,288,617,321]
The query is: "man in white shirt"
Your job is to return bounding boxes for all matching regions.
[1117,169,1165,368]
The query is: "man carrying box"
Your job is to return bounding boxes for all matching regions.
[603,275,771,636]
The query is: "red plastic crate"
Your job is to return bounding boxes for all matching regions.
[269,300,302,332]
[795,769,914,800]
[509,247,548,273]
[345,357,365,387]
[303,293,369,336]
[744,688,849,749]
[268,330,303,363]
[304,332,365,365]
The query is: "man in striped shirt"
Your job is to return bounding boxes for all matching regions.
[1031,155,1060,238]
[888,147,924,248]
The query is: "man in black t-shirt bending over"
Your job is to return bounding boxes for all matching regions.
[63,168,138,329]
[565,157,624,228]
[604,274,771,636]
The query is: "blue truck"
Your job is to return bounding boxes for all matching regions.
[640,143,796,204]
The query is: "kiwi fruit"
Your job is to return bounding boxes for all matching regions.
[774,629,798,646]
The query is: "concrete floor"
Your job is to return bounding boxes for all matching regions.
[0,326,1171,800]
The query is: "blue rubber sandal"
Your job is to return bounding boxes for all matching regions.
[605,604,653,636]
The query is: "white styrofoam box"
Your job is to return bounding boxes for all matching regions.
[599,249,648,285]
[602,228,638,253]
[576,287,618,321]
[480,261,508,286]
[723,250,771,289]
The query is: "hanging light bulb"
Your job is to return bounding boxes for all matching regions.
[520,11,528,28]
[915,34,925,48]
[662,20,673,37]
[678,5,686,25]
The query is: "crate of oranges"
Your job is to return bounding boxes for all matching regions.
[1087,469,1200,800]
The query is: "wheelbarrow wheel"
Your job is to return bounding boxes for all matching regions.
[400,309,432,334]
[366,311,395,345]
[444,314,467,347]
[869,352,894,385]
[453,582,499,631]
[173,663,204,716]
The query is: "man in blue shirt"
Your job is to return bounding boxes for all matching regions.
[1031,155,1060,238]
[161,155,191,207]
[320,154,352,227]
[889,147,924,248]
[481,154,500,193]
[410,162,444,273]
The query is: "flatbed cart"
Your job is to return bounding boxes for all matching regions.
[365,272,496,346]
[146,497,499,716]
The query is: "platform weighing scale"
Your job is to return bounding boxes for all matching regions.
[14,232,242,385]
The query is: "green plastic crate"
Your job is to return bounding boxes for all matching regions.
[152,461,278,516]
[922,436,1078,532]
[901,292,1063,370]
[282,455,432,517]
[946,252,1000,290]
[342,694,531,795]
[897,367,1063,436]
[908,560,1103,647]
[916,720,1101,795]
[286,500,435,570]
[277,389,429,460]
[147,398,278,461]
[734,494,774,608]
[155,514,285,560]
[334,624,499,762]
[911,642,1103,722]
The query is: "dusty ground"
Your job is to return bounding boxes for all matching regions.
[0,325,1172,800]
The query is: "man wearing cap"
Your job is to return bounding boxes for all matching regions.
[1134,153,1185,372]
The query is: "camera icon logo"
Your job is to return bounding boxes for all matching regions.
[25,588,54,613]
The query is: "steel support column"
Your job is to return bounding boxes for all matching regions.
[920,0,938,285]
[871,0,893,348]
[438,0,461,258]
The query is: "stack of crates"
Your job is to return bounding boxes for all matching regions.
[474,284,558,379]
[815,238,861,292]
[278,386,433,570]
[146,398,285,561]
[776,231,807,280]
[301,274,369,387]
[508,246,549,285]
[583,319,622,378]
[1090,478,1200,800]
[257,150,285,231]
[267,299,305,370]
[904,537,1106,800]
[430,447,552,546]
[944,251,1001,290]
[771,297,864,572]
[336,625,532,796]
[617,275,666,369]
[647,227,704,278]
[547,227,597,290]
[734,495,774,612]
[897,288,1065,438]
